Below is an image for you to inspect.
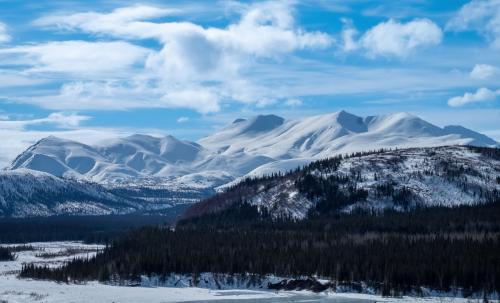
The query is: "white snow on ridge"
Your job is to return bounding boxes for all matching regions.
[6,110,499,191]
[224,146,500,219]
[336,146,500,209]
[200,111,497,160]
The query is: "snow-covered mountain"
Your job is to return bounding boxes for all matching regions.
[7,111,498,187]
[9,135,209,183]
[8,134,273,187]
[200,111,497,160]
[2,110,498,217]
[181,146,500,221]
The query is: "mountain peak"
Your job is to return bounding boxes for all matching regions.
[163,134,180,141]
[333,110,367,133]
[241,114,285,134]
[364,112,444,136]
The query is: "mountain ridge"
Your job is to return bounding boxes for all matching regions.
[181,145,500,221]
[7,110,498,187]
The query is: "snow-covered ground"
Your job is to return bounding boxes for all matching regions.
[0,242,487,303]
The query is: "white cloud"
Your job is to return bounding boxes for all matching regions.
[29,2,332,113]
[26,81,161,110]
[0,112,90,130]
[177,116,189,123]
[470,64,499,79]
[35,3,332,67]
[359,19,443,57]
[285,98,303,107]
[0,22,10,43]
[0,41,150,75]
[447,0,500,48]
[448,87,499,107]
[0,71,47,87]
[340,18,359,52]
[34,5,179,40]
[19,80,223,114]
[163,88,221,114]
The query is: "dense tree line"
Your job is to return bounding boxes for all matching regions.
[0,245,35,261]
[0,213,183,244]
[21,197,500,297]
[0,246,15,261]
[471,145,500,160]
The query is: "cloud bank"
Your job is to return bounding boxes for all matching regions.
[27,3,332,114]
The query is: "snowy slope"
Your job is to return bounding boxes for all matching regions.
[203,111,498,183]
[200,111,497,160]
[183,146,500,220]
[0,168,205,217]
[0,169,142,217]
[9,136,106,178]
[9,134,213,184]
[7,133,272,187]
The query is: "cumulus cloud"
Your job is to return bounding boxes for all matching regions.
[0,41,150,75]
[340,18,443,58]
[0,22,10,43]
[448,87,499,107]
[28,2,332,113]
[447,0,500,48]
[470,64,499,80]
[35,3,331,57]
[359,19,442,58]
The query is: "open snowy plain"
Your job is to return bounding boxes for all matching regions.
[0,242,487,303]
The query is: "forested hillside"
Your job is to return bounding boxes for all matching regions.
[183,145,500,220]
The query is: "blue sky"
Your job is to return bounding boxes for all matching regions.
[0,0,499,164]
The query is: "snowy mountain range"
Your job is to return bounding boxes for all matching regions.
[1,110,498,217]
[8,111,498,184]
